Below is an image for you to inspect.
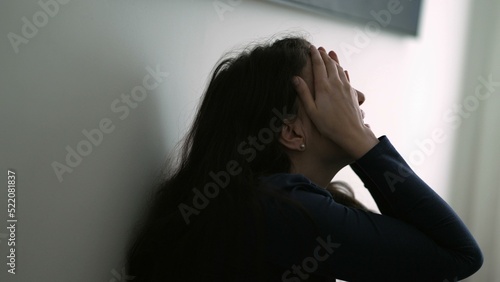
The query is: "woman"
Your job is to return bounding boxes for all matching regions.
[126,36,483,281]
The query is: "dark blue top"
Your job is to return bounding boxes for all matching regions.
[260,136,482,282]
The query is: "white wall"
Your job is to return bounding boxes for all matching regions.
[448,0,500,280]
[0,0,473,281]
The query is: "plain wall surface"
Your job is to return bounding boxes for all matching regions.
[0,0,477,281]
[447,0,500,280]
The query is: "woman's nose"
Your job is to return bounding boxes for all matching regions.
[357,89,365,106]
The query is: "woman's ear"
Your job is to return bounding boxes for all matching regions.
[279,119,306,152]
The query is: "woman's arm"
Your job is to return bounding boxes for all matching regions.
[271,138,482,281]
[349,135,482,279]
[284,45,482,281]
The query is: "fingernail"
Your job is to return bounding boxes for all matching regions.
[292,76,300,86]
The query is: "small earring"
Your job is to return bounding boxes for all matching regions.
[300,144,305,150]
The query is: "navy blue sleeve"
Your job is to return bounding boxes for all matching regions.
[274,136,483,282]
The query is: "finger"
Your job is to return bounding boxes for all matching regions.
[335,63,349,84]
[319,49,338,79]
[328,50,339,64]
[293,76,316,116]
[344,70,350,81]
[310,45,327,83]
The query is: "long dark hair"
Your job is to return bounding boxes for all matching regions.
[126,36,367,281]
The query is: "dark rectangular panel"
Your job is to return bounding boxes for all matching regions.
[269,0,422,36]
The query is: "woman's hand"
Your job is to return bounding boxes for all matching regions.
[293,45,379,159]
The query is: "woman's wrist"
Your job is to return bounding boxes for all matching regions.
[336,129,379,159]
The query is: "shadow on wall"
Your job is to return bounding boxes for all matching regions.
[0,1,171,281]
